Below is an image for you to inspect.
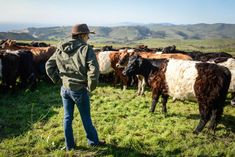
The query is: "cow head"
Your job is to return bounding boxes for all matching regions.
[122,55,142,76]
[116,51,135,68]
[1,40,17,49]
[116,51,129,68]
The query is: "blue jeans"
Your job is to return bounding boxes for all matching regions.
[60,86,99,150]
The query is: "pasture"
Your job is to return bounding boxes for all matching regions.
[0,39,235,156]
[0,81,235,157]
[91,39,235,55]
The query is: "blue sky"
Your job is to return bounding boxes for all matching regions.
[0,0,235,26]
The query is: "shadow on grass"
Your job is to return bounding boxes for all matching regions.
[173,112,235,133]
[162,98,235,134]
[220,114,235,133]
[0,81,62,141]
[75,144,159,157]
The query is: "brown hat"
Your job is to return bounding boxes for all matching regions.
[71,24,95,35]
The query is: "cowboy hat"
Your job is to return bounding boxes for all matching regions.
[71,24,95,35]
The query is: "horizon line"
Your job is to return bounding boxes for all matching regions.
[1,22,235,32]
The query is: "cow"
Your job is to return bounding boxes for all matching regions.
[162,45,176,53]
[1,39,56,64]
[96,51,129,89]
[188,51,233,62]
[30,41,50,47]
[116,51,192,95]
[1,39,56,81]
[122,55,231,134]
[158,45,233,62]
[208,57,235,106]
[136,45,154,52]
[0,50,36,92]
[101,45,117,51]
[16,50,37,89]
[0,51,20,92]
[160,45,233,62]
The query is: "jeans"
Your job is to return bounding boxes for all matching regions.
[60,86,99,150]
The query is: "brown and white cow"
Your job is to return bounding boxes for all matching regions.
[96,51,129,89]
[116,51,192,95]
[123,55,231,134]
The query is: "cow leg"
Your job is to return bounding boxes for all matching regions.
[119,72,128,91]
[131,75,138,86]
[136,75,145,96]
[28,73,37,90]
[6,77,17,94]
[193,104,211,134]
[207,107,223,134]
[194,119,208,134]
[150,89,160,113]
[207,109,217,134]
[161,94,169,113]
[19,74,27,89]
[230,92,235,106]
[113,73,119,88]
[140,78,146,96]
[34,63,41,83]
[136,76,142,95]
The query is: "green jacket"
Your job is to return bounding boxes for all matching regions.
[45,39,99,92]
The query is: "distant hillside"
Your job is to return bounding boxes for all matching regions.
[1,23,235,41]
[0,32,36,40]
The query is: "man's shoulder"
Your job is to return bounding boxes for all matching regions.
[57,39,70,47]
[79,44,94,52]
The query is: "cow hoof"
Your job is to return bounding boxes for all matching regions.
[149,110,154,113]
[140,93,145,96]
[193,130,200,135]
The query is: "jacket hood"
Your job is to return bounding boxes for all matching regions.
[59,39,85,53]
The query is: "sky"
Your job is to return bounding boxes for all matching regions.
[0,0,235,27]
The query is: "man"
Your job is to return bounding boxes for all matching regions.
[46,23,105,151]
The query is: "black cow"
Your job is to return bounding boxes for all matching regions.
[0,50,36,92]
[0,51,20,92]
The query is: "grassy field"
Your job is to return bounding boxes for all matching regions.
[0,39,235,156]
[0,81,234,157]
[90,39,235,55]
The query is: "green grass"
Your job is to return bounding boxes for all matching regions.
[135,39,235,53]
[0,82,235,157]
[90,39,235,56]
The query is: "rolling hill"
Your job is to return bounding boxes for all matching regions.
[1,23,235,42]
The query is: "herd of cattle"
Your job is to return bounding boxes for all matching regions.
[0,39,56,92]
[0,39,235,134]
[94,44,235,133]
